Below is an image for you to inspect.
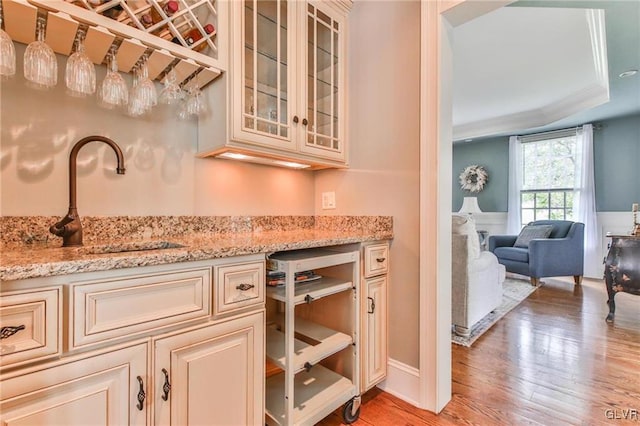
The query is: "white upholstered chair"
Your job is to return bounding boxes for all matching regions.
[451,214,506,337]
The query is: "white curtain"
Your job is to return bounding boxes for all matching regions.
[506,136,522,234]
[574,124,600,278]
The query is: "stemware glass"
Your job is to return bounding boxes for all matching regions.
[98,50,128,109]
[178,85,207,120]
[65,28,96,96]
[24,17,57,89]
[127,57,157,117]
[159,67,183,105]
[0,2,16,78]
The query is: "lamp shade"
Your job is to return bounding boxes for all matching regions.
[459,197,482,215]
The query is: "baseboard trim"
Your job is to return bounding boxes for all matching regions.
[376,358,421,407]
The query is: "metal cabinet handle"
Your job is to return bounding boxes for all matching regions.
[367,297,376,314]
[161,368,171,401]
[1,325,25,340]
[376,257,386,263]
[236,283,255,291]
[302,118,308,126]
[136,376,146,411]
[293,115,299,123]
[304,294,315,304]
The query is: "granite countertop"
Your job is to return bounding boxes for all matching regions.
[0,216,393,281]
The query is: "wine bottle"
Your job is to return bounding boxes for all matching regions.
[150,1,179,25]
[184,24,215,52]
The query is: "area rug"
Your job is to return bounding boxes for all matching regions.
[452,278,538,347]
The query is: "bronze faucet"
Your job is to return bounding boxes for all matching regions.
[50,136,126,247]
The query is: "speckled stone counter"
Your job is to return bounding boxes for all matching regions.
[0,216,393,281]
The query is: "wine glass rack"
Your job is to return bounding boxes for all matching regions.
[2,0,224,89]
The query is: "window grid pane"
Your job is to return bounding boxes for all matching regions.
[520,134,577,226]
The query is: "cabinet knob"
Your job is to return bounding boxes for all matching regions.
[293,115,299,124]
[161,368,171,401]
[0,325,26,340]
[302,118,308,126]
[136,376,146,411]
[236,283,255,291]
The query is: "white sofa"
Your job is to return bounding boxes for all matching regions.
[452,214,506,337]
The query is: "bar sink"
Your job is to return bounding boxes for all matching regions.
[79,241,185,255]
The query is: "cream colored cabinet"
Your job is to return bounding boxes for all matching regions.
[0,256,265,426]
[361,242,389,392]
[362,275,387,391]
[154,311,264,426]
[198,0,351,169]
[0,341,149,426]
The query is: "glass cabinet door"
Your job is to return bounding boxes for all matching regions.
[304,2,343,156]
[243,0,290,140]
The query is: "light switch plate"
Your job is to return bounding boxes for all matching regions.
[322,191,336,209]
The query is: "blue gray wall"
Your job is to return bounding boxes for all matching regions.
[452,136,509,212]
[452,113,640,212]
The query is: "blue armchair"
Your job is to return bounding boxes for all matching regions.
[488,220,584,286]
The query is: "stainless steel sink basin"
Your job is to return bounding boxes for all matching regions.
[79,241,185,255]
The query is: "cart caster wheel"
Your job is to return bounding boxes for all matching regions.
[342,398,361,424]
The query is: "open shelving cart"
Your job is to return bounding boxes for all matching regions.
[265,248,361,425]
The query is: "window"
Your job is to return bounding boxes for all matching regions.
[519,131,577,228]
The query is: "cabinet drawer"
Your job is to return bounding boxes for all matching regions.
[214,261,265,317]
[71,268,211,349]
[0,287,61,369]
[364,244,389,278]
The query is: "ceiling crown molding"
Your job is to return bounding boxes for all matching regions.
[453,8,610,141]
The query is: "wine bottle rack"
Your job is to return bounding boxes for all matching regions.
[2,0,224,89]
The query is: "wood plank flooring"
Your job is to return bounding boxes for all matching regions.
[318,277,640,425]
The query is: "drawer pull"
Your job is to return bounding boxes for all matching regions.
[0,325,26,340]
[376,257,386,263]
[161,368,171,401]
[136,376,146,411]
[236,283,255,291]
[367,297,376,314]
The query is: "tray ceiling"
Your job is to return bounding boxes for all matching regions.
[452,1,640,141]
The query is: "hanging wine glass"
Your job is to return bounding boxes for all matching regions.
[127,55,157,117]
[178,84,207,120]
[98,49,128,109]
[0,1,16,78]
[65,28,96,97]
[24,16,58,89]
[159,67,183,105]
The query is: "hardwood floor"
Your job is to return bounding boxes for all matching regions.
[319,277,640,425]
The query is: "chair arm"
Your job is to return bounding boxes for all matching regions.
[488,235,517,252]
[529,237,584,277]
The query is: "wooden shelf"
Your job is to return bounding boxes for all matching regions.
[2,0,223,88]
[268,249,358,272]
[265,366,356,426]
[266,276,352,305]
[265,316,352,373]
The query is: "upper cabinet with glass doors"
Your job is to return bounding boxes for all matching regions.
[198,0,351,169]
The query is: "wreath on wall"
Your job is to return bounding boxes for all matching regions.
[459,165,488,193]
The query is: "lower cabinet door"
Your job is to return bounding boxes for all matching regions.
[362,276,388,392]
[154,311,264,426]
[0,341,148,426]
